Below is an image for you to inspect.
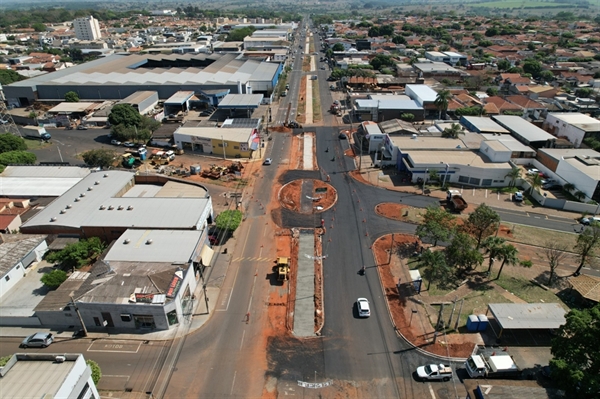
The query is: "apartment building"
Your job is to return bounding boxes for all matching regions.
[73,16,102,41]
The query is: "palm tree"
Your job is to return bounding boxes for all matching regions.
[428,169,439,182]
[495,244,519,280]
[528,173,543,194]
[419,249,448,290]
[434,89,452,120]
[481,236,506,274]
[442,123,464,139]
[563,183,575,193]
[505,167,522,188]
[574,190,587,202]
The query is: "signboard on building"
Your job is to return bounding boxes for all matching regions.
[166,275,182,298]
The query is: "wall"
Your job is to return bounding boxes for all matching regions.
[78,302,171,331]
[480,141,511,162]
[556,160,595,200]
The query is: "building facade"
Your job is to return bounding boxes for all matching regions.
[73,16,102,41]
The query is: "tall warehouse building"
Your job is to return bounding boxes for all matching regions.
[73,15,102,41]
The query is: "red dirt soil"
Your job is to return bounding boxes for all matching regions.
[279,179,337,214]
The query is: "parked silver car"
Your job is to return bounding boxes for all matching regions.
[21,332,54,348]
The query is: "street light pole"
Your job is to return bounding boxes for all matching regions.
[423,168,428,194]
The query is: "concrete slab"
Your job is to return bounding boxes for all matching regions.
[303,134,313,169]
[0,261,51,318]
[300,179,313,214]
[293,230,315,337]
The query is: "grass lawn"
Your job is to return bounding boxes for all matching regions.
[24,138,51,150]
[507,224,578,249]
[495,275,568,309]
[312,81,321,122]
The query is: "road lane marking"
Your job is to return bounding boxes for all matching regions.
[240,330,245,350]
[230,370,237,395]
[217,264,240,312]
[427,382,436,398]
[87,340,141,353]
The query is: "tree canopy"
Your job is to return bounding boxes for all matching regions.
[463,204,500,249]
[0,151,36,167]
[82,149,117,168]
[0,133,27,153]
[415,206,456,246]
[369,54,394,71]
[0,70,26,85]
[40,269,67,289]
[215,210,243,233]
[64,91,80,102]
[550,304,600,396]
[108,104,142,128]
[45,237,105,271]
[226,26,256,42]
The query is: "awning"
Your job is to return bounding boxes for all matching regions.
[199,245,214,266]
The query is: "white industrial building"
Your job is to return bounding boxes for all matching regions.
[73,15,102,41]
[0,166,91,198]
[0,234,48,301]
[543,112,600,148]
[424,51,467,66]
[0,353,99,399]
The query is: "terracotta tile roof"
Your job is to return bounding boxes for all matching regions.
[485,96,523,112]
[483,103,500,115]
[505,95,546,109]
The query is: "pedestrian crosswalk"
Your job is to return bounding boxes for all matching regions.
[232,257,272,263]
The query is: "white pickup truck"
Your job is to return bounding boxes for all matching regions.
[416,364,453,381]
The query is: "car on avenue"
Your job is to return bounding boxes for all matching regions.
[123,142,135,147]
[581,216,600,225]
[21,332,54,348]
[357,298,370,317]
[513,191,524,202]
[416,364,453,381]
[111,139,122,146]
[263,158,272,165]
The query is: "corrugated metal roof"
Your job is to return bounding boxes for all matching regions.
[165,91,195,105]
[48,102,102,113]
[175,126,252,142]
[550,112,600,132]
[492,115,555,143]
[219,94,264,108]
[0,356,77,398]
[462,116,509,134]
[488,303,566,330]
[2,166,91,178]
[408,150,511,169]
[0,178,85,197]
[0,235,46,278]
[120,90,158,105]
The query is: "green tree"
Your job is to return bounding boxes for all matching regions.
[550,304,600,396]
[496,59,511,71]
[226,26,256,41]
[400,113,414,122]
[442,123,464,139]
[445,231,483,271]
[64,91,80,102]
[82,149,117,168]
[369,54,393,70]
[332,43,345,52]
[214,210,243,234]
[505,167,521,188]
[434,89,452,120]
[86,359,102,385]
[495,243,519,280]
[0,133,27,153]
[522,59,543,78]
[463,203,500,249]
[40,269,67,289]
[416,205,456,246]
[481,236,506,274]
[45,237,106,271]
[0,70,26,85]
[0,151,36,166]
[539,70,555,82]
[108,104,142,128]
[486,87,499,96]
[574,190,587,201]
[574,222,600,275]
[31,22,47,32]
[420,249,449,290]
[392,35,407,45]
[528,173,543,194]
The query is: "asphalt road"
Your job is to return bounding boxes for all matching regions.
[0,337,172,393]
[31,127,113,164]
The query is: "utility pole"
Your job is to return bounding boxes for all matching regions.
[70,295,88,337]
